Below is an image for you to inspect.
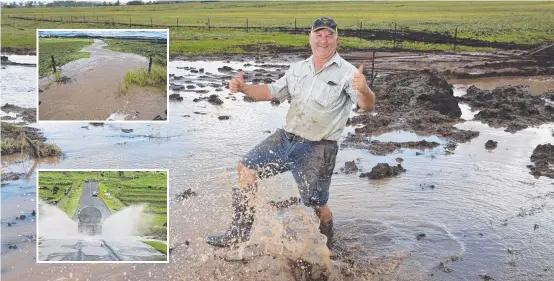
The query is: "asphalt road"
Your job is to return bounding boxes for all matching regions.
[75,181,111,222]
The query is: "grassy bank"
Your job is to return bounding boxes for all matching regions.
[141,240,167,255]
[38,38,93,77]
[120,65,167,93]
[2,2,553,56]
[102,39,167,92]
[1,122,62,157]
[97,171,168,240]
[38,171,101,218]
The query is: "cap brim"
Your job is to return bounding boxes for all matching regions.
[312,26,336,33]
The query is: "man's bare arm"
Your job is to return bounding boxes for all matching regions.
[229,72,273,101]
[242,84,273,101]
[358,86,375,111]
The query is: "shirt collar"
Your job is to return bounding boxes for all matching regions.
[307,52,342,73]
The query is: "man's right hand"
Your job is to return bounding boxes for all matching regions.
[229,72,245,93]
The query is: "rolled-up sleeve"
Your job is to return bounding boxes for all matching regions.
[268,67,292,102]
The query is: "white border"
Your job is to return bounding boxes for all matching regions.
[36,29,170,124]
[36,168,170,264]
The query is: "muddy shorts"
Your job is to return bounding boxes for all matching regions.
[241,128,339,207]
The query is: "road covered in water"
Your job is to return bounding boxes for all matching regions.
[38,39,167,121]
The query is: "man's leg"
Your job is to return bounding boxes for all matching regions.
[315,205,334,250]
[206,129,290,247]
[290,142,338,250]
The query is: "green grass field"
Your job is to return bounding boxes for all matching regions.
[97,171,168,240]
[38,37,93,77]
[38,171,99,218]
[2,1,553,56]
[141,240,167,255]
[103,39,167,92]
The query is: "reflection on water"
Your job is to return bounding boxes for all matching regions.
[449,75,554,95]
[1,59,554,280]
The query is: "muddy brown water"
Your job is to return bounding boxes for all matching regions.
[37,39,167,121]
[2,56,554,280]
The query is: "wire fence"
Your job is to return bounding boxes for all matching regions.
[8,14,541,50]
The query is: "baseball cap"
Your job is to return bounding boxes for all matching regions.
[312,17,338,33]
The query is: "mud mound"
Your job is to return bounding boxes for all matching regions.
[372,70,461,118]
[1,103,36,124]
[360,163,406,179]
[347,71,479,149]
[457,85,554,133]
[527,144,554,179]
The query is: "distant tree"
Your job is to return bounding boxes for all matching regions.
[118,171,124,177]
[126,0,144,5]
[116,0,120,6]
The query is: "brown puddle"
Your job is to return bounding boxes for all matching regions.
[38,39,166,121]
[448,75,554,95]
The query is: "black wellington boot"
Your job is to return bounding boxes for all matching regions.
[206,187,255,247]
[319,219,334,250]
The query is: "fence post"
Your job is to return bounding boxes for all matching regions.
[208,17,210,31]
[71,16,72,23]
[246,18,248,33]
[359,21,362,41]
[51,16,52,22]
[112,17,114,25]
[294,18,297,35]
[177,18,178,28]
[148,56,152,73]
[453,26,458,51]
[129,18,131,27]
[371,51,375,79]
[51,55,56,73]
[392,22,396,50]
[151,17,153,27]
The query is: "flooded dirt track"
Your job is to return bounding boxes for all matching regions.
[1,52,554,280]
[38,39,166,121]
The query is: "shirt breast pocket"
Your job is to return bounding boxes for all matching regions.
[314,81,343,108]
[287,73,307,98]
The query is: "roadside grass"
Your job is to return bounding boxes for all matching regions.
[103,39,167,67]
[2,2,553,55]
[38,37,93,77]
[120,64,167,93]
[97,171,167,240]
[141,240,167,255]
[38,171,103,218]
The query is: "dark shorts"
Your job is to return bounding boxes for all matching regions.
[240,128,338,207]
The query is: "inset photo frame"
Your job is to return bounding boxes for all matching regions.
[36,29,169,122]
[36,169,169,263]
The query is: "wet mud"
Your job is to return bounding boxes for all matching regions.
[457,85,554,133]
[344,70,480,148]
[527,144,554,179]
[1,103,36,124]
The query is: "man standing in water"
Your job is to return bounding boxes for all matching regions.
[206,17,376,250]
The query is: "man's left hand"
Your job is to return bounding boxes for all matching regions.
[353,65,368,93]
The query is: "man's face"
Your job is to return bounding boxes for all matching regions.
[309,28,339,59]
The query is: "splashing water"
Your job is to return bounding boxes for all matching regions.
[102,204,146,239]
[38,201,78,237]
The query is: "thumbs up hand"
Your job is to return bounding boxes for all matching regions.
[229,71,245,93]
[352,65,367,93]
